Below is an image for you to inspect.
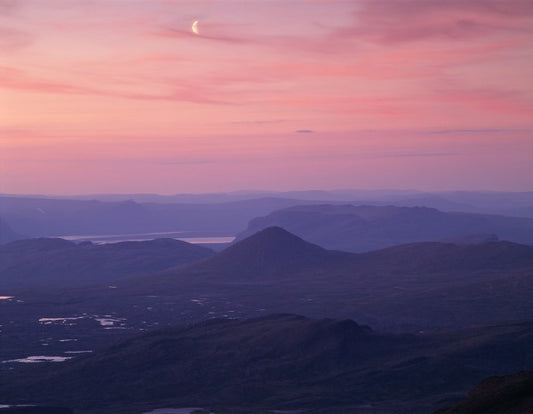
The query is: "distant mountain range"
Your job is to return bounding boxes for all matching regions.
[0,195,320,238]
[237,204,533,252]
[2,190,533,242]
[0,238,213,290]
[4,189,532,217]
[3,314,532,413]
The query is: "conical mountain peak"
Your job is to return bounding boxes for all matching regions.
[196,226,344,279]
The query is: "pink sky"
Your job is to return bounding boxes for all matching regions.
[1,0,532,194]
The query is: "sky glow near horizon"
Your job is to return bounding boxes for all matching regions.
[1,0,532,194]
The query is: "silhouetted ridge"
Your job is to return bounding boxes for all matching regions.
[238,204,533,252]
[0,237,214,289]
[441,233,499,245]
[198,226,343,277]
[4,315,532,412]
[361,240,533,272]
[231,225,324,251]
[0,408,73,414]
[3,237,75,252]
[1,314,378,408]
[434,370,533,413]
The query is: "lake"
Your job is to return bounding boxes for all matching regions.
[57,231,235,245]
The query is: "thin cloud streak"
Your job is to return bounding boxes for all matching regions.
[430,128,504,135]
[0,0,24,15]
[336,0,533,44]
[155,23,248,44]
[0,66,232,105]
[0,26,32,51]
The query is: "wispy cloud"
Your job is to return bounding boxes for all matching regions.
[336,0,533,44]
[379,152,457,158]
[436,86,533,116]
[430,128,504,135]
[150,158,220,165]
[155,22,248,44]
[0,0,24,15]
[231,119,286,125]
[0,65,231,104]
[0,26,32,51]
[0,66,89,94]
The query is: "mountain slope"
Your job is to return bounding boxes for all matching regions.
[237,204,533,252]
[1,229,532,379]
[0,217,26,244]
[434,370,533,414]
[115,228,533,329]
[359,240,533,273]
[0,238,214,290]
[3,315,532,413]
[133,228,533,292]
[188,226,354,279]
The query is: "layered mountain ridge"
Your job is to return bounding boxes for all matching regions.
[0,237,214,290]
[238,204,533,252]
[3,314,532,413]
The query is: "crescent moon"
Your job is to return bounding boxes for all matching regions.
[192,20,199,35]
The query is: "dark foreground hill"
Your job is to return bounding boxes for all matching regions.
[434,370,533,414]
[237,204,533,252]
[3,314,532,414]
[0,238,213,290]
[0,408,72,414]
